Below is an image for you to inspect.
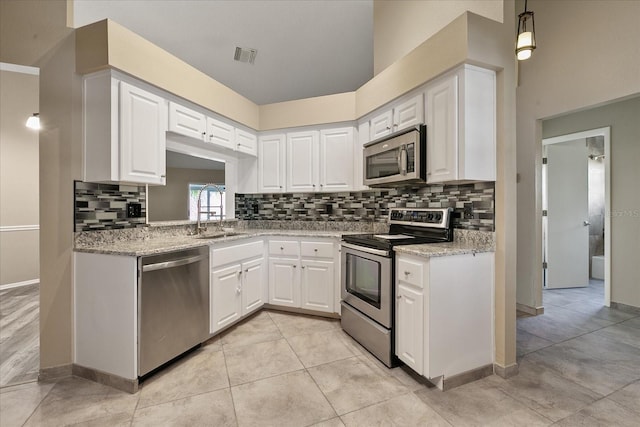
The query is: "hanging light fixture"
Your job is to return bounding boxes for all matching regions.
[25,113,40,130]
[516,0,536,61]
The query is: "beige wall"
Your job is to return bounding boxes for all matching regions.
[516,0,640,310]
[373,0,503,75]
[0,69,40,286]
[543,97,640,308]
[39,30,81,369]
[148,168,225,222]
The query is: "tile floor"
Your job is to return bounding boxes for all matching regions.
[2,280,640,426]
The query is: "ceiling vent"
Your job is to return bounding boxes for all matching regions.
[234,47,257,64]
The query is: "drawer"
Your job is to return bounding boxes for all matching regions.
[300,241,334,258]
[268,240,299,257]
[211,240,264,267]
[397,257,424,288]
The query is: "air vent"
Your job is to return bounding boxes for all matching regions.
[234,47,257,64]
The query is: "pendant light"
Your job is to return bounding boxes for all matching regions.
[516,0,536,61]
[25,113,40,130]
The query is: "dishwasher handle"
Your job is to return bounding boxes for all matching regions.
[142,254,207,272]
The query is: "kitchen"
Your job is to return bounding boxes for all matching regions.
[1,0,640,426]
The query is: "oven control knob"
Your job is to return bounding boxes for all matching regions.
[434,213,442,222]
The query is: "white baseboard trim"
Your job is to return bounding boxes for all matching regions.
[0,225,39,232]
[0,279,39,291]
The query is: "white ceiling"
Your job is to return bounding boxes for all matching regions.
[73,0,373,105]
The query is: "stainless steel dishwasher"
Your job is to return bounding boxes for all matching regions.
[138,246,209,377]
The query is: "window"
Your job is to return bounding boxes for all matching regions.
[188,184,226,221]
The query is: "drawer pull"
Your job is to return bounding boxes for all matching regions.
[280,246,284,250]
[404,271,411,276]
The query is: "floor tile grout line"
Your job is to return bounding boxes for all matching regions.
[493,386,557,425]
[220,346,241,427]
[20,379,58,427]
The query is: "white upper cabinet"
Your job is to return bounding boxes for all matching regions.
[319,127,354,191]
[369,94,423,141]
[168,102,206,141]
[206,116,235,151]
[259,134,286,193]
[287,130,319,192]
[235,128,258,156]
[83,72,167,186]
[425,65,496,184]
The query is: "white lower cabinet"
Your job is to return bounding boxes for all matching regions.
[210,240,266,334]
[395,252,494,387]
[268,238,337,313]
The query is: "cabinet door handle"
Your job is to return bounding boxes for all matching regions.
[280,246,284,250]
[386,126,391,130]
[245,269,249,273]
[397,295,402,300]
[404,271,410,276]
[293,265,297,268]
[301,266,305,269]
[314,248,318,252]
[238,271,243,276]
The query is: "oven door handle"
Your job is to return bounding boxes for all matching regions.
[341,242,390,257]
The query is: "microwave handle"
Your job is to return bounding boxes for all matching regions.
[398,145,407,175]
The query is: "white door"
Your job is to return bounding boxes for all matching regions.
[370,110,393,140]
[396,283,424,375]
[268,258,299,307]
[300,259,334,313]
[236,129,258,156]
[168,102,206,141]
[207,117,235,150]
[319,127,354,192]
[287,131,318,192]
[259,134,286,192]
[545,138,590,288]
[119,82,167,185]
[242,257,265,315]
[210,264,242,333]
[393,94,423,132]
[426,75,458,183]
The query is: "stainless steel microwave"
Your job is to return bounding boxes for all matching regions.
[363,124,426,187]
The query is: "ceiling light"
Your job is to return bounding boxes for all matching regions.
[234,47,257,64]
[25,113,40,130]
[516,0,536,61]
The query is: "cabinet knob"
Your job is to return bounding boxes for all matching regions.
[280,246,284,250]
[202,131,206,135]
[236,287,241,294]
[245,269,249,273]
[301,266,305,269]
[393,124,398,127]
[404,271,410,276]
[238,271,243,276]
[210,134,214,138]
[293,265,297,268]
[386,126,391,130]
[279,186,283,189]
[314,248,318,252]
[397,295,402,300]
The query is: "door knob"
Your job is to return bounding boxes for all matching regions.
[583,220,590,226]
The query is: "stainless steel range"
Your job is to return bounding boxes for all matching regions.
[340,208,453,367]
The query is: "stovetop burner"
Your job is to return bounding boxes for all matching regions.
[342,208,453,251]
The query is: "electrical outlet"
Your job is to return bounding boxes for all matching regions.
[127,202,142,218]
[463,205,473,219]
[326,204,333,214]
[253,203,259,214]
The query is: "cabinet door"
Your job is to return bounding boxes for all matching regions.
[370,110,393,141]
[300,259,334,313]
[259,134,286,192]
[268,258,299,307]
[168,102,206,141]
[396,283,424,375]
[119,81,167,185]
[394,94,423,132]
[242,257,265,315]
[287,131,319,192]
[426,75,458,183]
[207,117,235,150]
[236,129,258,156]
[210,264,242,334]
[319,127,354,192]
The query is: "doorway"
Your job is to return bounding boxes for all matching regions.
[542,127,611,306]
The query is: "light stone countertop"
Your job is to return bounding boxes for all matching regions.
[74,229,359,257]
[394,240,495,258]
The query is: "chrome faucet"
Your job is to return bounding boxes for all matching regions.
[196,183,224,234]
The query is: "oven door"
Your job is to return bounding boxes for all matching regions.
[341,243,392,328]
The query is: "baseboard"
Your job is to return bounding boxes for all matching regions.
[263,304,340,319]
[0,279,39,291]
[494,362,519,379]
[38,364,72,382]
[72,364,138,394]
[436,364,494,391]
[610,302,640,315]
[516,303,544,316]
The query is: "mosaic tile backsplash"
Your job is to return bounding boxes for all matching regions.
[236,182,495,231]
[74,181,147,232]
